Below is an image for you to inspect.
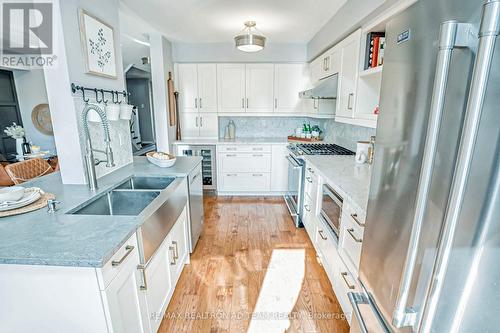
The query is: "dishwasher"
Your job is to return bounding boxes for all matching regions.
[187,163,204,252]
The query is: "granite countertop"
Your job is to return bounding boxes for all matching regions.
[0,156,202,268]
[304,155,372,215]
[173,137,290,145]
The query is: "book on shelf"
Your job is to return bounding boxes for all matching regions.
[365,32,385,70]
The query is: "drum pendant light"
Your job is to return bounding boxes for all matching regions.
[234,21,266,52]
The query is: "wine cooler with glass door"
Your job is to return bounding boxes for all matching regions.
[175,145,217,191]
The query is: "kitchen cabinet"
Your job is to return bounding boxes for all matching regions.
[102,238,149,333]
[331,251,358,323]
[274,64,307,113]
[270,144,289,191]
[310,48,341,85]
[217,64,246,113]
[339,201,366,273]
[304,98,336,117]
[335,29,362,120]
[179,112,218,139]
[177,63,217,113]
[144,242,171,333]
[166,207,189,285]
[217,144,272,193]
[246,64,274,113]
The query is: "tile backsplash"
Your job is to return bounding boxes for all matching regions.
[218,116,375,151]
[323,119,376,151]
[218,117,326,138]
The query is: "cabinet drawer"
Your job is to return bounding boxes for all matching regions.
[315,218,338,271]
[332,254,358,323]
[340,213,363,270]
[99,233,139,290]
[304,165,319,199]
[220,173,271,192]
[302,195,317,243]
[218,145,271,153]
[221,153,271,173]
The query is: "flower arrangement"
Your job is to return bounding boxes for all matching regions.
[4,123,25,139]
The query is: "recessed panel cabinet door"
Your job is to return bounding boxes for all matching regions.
[245,64,274,113]
[274,64,307,113]
[104,249,149,333]
[197,64,217,113]
[217,64,246,113]
[198,113,218,138]
[336,30,361,119]
[177,64,198,113]
[180,113,199,138]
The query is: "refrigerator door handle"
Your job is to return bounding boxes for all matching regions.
[392,20,475,329]
[419,2,500,332]
[349,292,391,333]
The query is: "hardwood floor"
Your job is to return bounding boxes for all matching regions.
[158,196,350,333]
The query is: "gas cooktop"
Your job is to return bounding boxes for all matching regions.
[295,143,355,156]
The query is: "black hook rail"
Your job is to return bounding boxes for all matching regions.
[71,83,129,104]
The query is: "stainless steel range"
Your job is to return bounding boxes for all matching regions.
[284,143,354,227]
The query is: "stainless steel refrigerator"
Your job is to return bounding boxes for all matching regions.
[349,0,500,332]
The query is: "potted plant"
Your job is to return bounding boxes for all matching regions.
[4,123,26,157]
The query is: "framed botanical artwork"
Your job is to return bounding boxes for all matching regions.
[79,9,117,78]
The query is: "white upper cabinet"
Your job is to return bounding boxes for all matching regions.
[217,64,246,113]
[177,63,217,113]
[336,29,362,119]
[274,64,307,113]
[177,64,198,113]
[310,48,341,85]
[245,64,274,113]
[197,64,217,113]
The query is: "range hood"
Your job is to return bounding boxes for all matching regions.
[299,74,338,99]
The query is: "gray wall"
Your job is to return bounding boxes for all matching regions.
[173,42,307,63]
[12,69,56,153]
[323,119,376,151]
[307,0,405,60]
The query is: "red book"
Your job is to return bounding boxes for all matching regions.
[372,37,380,68]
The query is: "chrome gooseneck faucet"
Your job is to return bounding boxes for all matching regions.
[82,104,115,190]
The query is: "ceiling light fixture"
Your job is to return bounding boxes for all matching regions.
[234,21,266,52]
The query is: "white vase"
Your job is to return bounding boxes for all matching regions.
[15,138,24,157]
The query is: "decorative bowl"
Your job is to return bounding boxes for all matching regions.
[146,152,176,168]
[0,186,26,203]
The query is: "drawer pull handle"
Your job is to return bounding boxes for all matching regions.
[307,167,315,173]
[351,213,365,227]
[137,264,147,291]
[172,241,179,259]
[306,177,313,183]
[253,174,263,177]
[253,154,264,157]
[227,147,237,151]
[304,204,311,212]
[347,228,363,243]
[341,272,356,290]
[226,173,238,177]
[169,246,176,265]
[111,245,134,266]
[253,148,264,151]
[318,229,327,240]
[226,154,237,157]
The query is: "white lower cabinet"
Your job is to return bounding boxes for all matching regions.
[271,144,289,191]
[102,242,150,333]
[331,251,358,323]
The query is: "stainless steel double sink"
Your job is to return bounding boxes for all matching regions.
[69,176,175,216]
[68,175,188,266]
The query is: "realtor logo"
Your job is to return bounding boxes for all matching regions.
[2,2,53,54]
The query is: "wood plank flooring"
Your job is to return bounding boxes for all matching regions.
[158,196,350,333]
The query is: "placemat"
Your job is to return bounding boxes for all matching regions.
[0,192,55,218]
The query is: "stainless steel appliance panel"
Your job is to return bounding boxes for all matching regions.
[357,0,482,331]
[188,163,204,252]
[284,153,305,227]
[176,144,217,190]
[320,184,343,238]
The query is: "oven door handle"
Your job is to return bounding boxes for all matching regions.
[286,155,302,169]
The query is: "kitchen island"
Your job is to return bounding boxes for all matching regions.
[0,156,202,333]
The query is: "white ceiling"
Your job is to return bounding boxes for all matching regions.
[119,0,348,43]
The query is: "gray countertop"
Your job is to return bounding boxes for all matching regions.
[0,156,202,268]
[173,137,290,145]
[303,155,372,215]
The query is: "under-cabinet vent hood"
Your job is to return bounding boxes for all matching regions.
[299,74,338,99]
